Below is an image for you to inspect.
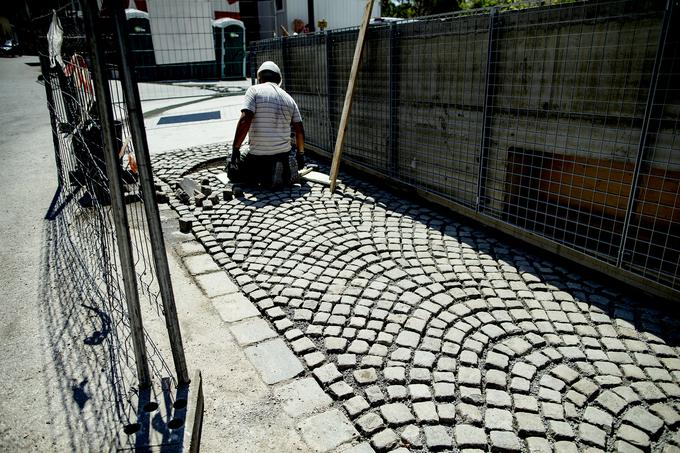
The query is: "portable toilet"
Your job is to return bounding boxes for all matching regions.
[125,8,155,80]
[212,18,246,80]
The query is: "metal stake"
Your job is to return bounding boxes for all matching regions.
[325,30,334,151]
[111,0,190,385]
[387,22,399,177]
[617,0,674,268]
[80,0,151,387]
[476,7,498,213]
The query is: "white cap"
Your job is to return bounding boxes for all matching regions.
[257,61,282,85]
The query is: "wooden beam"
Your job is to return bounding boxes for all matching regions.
[328,0,375,193]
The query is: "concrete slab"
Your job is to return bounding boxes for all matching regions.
[183,254,221,275]
[244,338,304,385]
[211,294,261,323]
[229,317,278,346]
[161,209,311,453]
[338,442,376,453]
[143,95,245,154]
[298,409,359,452]
[194,271,238,298]
[274,377,333,418]
[177,241,206,257]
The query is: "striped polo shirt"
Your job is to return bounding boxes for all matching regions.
[242,82,303,156]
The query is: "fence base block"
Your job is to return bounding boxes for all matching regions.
[116,370,203,453]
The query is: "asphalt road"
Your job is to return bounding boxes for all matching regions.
[0,56,59,450]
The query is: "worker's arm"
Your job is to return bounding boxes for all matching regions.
[231,110,254,162]
[292,121,305,168]
[292,121,305,154]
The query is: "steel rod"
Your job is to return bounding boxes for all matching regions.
[476,7,498,213]
[39,56,66,187]
[616,0,673,268]
[111,0,190,385]
[80,0,151,387]
[325,30,334,151]
[387,22,398,177]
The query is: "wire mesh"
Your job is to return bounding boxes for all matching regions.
[620,9,680,289]
[251,0,679,294]
[32,0,177,444]
[123,0,250,102]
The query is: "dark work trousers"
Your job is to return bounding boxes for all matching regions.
[228,148,299,188]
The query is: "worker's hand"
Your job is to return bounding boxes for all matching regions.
[296,151,305,170]
[231,147,241,164]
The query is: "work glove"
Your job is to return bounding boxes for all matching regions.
[231,147,241,165]
[296,152,305,170]
[227,147,240,181]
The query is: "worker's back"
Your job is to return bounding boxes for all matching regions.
[243,82,301,156]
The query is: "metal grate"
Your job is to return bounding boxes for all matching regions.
[251,0,679,297]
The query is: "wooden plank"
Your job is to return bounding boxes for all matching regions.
[328,0,376,192]
[215,172,230,186]
[302,170,335,186]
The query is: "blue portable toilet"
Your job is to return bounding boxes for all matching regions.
[212,18,246,80]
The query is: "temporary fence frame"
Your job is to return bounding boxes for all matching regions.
[250,0,680,301]
[32,0,200,449]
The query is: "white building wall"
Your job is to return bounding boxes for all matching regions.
[286,0,308,30]
[314,0,381,30]
[146,0,215,64]
[210,0,240,15]
[258,0,277,39]
[282,0,381,32]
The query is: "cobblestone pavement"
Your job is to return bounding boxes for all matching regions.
[153,145,680,452]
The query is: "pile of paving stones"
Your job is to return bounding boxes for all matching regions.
[152,145,680,452]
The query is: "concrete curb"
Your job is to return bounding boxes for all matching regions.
[115,370,203,452]
[184,370,204,453]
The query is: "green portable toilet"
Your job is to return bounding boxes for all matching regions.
[125,9,155,81]
[212,18,246,80]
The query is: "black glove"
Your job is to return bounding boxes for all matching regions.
[231,148,241,164]
[296,152,305,170]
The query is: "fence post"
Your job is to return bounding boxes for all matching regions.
[476,7,498,213]
[617,0,674,268]
[325,30,334,152]
[387,22,399,177]
[280,37,289,91]
[39,57,66,187]
[80,0,151,387]
[250,43,257,85]
[111,1,191,385]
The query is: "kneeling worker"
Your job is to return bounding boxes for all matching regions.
[228,61,305,188]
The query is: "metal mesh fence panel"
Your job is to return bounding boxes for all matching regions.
[282,33,332,154]
[394,15,489,208]
[330,26,392,173]
[251,0,679,298]
[619,8,680,289]
[31,0,185,447]
[124,1,249,102]
[482,1,664,265]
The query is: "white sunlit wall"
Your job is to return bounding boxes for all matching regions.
[285,0,381,32]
